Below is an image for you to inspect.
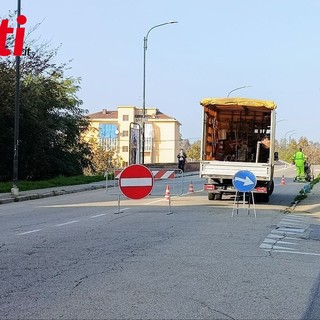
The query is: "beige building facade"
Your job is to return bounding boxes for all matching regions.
[87,106,181,166]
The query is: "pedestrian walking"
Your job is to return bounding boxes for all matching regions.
[177,149,187,172]
[292,147,307,181]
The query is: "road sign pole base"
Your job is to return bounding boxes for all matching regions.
[166,196,173,215]
[11,187,19,196]
[232,191,256,218]
[114,195,124,214]
[248,192,257,218]
[232,191,240,217]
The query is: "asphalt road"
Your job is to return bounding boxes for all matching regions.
[1,163,320,319]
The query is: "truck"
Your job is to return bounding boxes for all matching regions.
[200,97,278,203]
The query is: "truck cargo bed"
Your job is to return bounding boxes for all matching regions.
[200,160,271,181]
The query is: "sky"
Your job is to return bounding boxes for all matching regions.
[1,0,320,144]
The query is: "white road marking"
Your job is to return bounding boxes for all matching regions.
[260,243,273,249]
[263,238,278,244]
[143,198,169,205]
[260,215,320,256]
[278,224,308,229]
[273,250,320,257]
[14,207,132,237]
[55,220,79,227]
[90,213,107,218]
[277,240,299,245]
[272,245,296,251]
[271,230,304,235]
[282,217,306,221]
[17,229,41,235]
[143,189,202,205]
[277,227,305,233]
[284,236,303,240]
[266,234,283,239]
[260,244,296,250]
[280,220,307,225]
[262,238,298,245]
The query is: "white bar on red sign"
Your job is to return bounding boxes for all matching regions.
[120,178,153,187]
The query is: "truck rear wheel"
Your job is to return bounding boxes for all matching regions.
[208,193,215,200]
[208,193,222,200]
[261,193,270,203]
[268,180,274,195]
[254,193,269,203]
[214,193,222,200]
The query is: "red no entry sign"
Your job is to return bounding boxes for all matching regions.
[119,164,154,199]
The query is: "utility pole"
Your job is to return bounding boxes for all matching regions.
[12,0,22,196]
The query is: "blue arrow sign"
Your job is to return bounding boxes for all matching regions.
[232,170,257,192]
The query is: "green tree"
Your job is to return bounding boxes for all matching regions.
[180,138,191,151]
[0,14,92,181]
[275,137,320,165]
[187,140,201,161]
[83,136,123,175]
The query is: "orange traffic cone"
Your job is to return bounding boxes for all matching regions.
[164,185,171,200]
[280,175,286,185]
[189,181,194,193]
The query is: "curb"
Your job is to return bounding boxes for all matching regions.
[0,184,106,204]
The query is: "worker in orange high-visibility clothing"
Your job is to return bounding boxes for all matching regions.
[292,148,307,181]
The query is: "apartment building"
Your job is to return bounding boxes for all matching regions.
[86,106,181,166]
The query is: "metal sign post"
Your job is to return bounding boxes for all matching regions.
[232,170,257,218]
[129,122,141,165]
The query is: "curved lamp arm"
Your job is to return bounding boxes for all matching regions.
[227,85,252,97]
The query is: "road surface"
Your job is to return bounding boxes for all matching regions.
[0,163,320,319]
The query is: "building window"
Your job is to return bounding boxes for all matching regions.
[122,146,129,152]
[122,130,129,137]
[99,123,118,150]
[123,115,129,121]
[144,123,153,152]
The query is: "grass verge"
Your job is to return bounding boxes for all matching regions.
[293,174,320,203]
[0,175,106,193]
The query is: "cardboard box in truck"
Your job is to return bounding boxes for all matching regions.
[200,98,278,202]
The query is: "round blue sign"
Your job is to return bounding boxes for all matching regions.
[232,170,257,192]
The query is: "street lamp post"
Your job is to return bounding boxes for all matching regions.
[284,130,296,143]
[288,132,297,144]
[12,0,22,196]
[227,85,252,98]
[142,21,178,164]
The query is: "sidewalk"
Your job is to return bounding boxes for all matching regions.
[0,181,107,204]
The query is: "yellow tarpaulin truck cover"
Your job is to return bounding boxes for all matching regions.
[200,97,277,110]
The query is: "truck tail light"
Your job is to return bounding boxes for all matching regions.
[254,187,267,193]
[204,184,216,191]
